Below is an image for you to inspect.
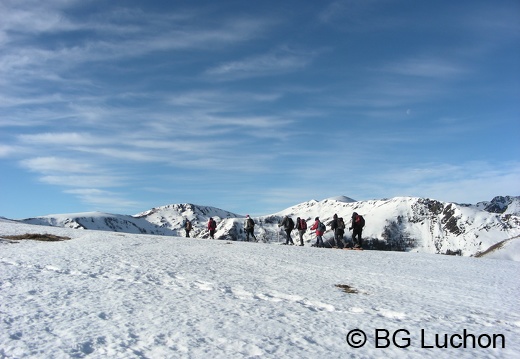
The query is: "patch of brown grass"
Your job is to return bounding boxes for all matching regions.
[2,233,71,242]
[474,235,520,258]
[335,284,359,294]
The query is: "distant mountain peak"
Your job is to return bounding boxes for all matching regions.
[476,195,520,216]
[325,195,357,203]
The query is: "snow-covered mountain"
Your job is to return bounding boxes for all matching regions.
[475,195,520,216]
[18,204,242,239]
[134,203,241,238]
[15,196,520,258]
[264,195,520,256]
[20,212,176,236]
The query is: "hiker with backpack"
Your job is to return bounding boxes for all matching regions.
[207,217,217,239]
[349,212,365,248]
[295,217,307,246]
[330,214,339,248]
[336,217,346,248]
[183,219,193,238]
[310,217,325,247]
[244,215,257,242]
[279,215,295,245]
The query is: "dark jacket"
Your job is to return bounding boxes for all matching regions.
[330,216,338,230]
[280,216,295,231]
[351,214,365,230]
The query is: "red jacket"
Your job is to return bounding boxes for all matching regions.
[208,219,216,230]
[310,220,324,236]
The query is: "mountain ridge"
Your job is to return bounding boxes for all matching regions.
[12,195,520,258]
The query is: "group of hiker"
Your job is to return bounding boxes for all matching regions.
[181,217,217,239]
[278,213,365,248]
[182,212,365,248]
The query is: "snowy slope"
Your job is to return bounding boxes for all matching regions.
[1,219,519,358]
[476,236,520,262]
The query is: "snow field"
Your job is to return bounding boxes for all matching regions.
[1,220,519,358]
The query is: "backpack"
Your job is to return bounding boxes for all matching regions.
[318,222,326,232]
[337,218,345,230]
[186,221,192,231]
[209,219,216,230]
[248,218,255,228]
[356,215,365,228]
[287,217,295,230]
[300,219,307,230]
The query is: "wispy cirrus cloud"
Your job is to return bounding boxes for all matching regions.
[1,1,516,219]
[64,188,139,210]
[0,2,277,105]
[168,90,282,107]
[0,0,81,36]
[0,144,18,157]
[39,175,121,188]
[381,58,469,78]
[0,7,273,65]
[18,132,108,146]
[20,156,123,190]
[205,48,314,80]
[366,161,520,203]
[318,0,402,32]
[20,157,96,174]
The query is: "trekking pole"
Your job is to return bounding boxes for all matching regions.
[327,232,335,247]
[323,230,333,248]
[309,231,315,246]
[322,230,328,248]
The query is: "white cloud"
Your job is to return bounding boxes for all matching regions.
[0,0,80,35]
[64,188,139,209]
[318,0,401,32]
[374,161,520,203]
[18,132,108,146]
[168,90,282,107]
[206,50,312,79]
[382,58,468,78]
[40,175,121,188]
[0,145,16,158]
[20,157,95,174]
[72,147,159,163]
[0,6,273,72]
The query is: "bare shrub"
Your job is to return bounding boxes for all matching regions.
[2,233,71,242]
[335,284,359,294]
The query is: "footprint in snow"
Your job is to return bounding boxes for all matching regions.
[254,293,283,302]
[298,299,335,312]
[193,280,214,291]
[349,307,365,314]
[222,286,254,299]
[377,309,407,320]
[253,291,335,311]
[45,265,68,274]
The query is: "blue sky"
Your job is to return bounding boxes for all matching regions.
[1,0,519,219]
